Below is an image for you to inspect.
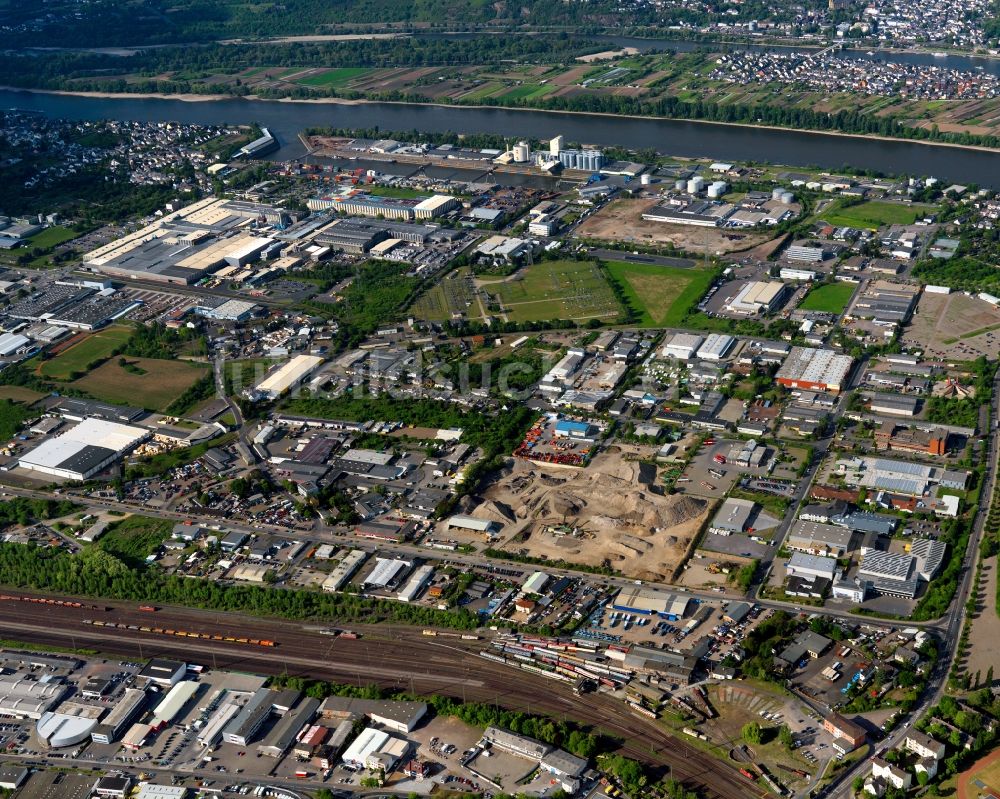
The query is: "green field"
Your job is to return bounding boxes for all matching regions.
[798,282,856,313]
[70,356,209,412]
[364,185,431,200]
[498,84,556,101]
[411,267,483,322]
[27,225,80,249]
[604,261,714,327]
[38,326,133,380]
[96,515,173,568]
[480,259,623,323]
[295,67,371,87]
[820,200,937,229]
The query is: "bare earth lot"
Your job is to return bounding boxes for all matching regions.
[902,292,1000,360]
[476,447,709,581]
[959,555,1000,683]
[575,198,772,254]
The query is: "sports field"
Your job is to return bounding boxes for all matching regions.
[479,260,623,323]
[294,67,371,87]
[797,282,856,313]
[820,200,938,229]
[958,746,1000,799]
[38,325,133,380]
[70,357,208,412]
[604,261,714,327]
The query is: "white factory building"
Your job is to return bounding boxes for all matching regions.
[725,281,787,316]
[18,418,151,481]
[251,354,325,400]
[696,334,736,361]
[661,332,704,360]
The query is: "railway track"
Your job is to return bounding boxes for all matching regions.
[0,592,765,799]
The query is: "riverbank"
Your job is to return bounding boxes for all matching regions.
[6,85,999,156]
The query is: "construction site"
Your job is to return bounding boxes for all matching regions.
[472,447,711,581]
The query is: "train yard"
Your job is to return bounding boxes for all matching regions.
[0,592,768,799]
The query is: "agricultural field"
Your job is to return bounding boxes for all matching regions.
[37,325,133,380]
[293,67,373,87]
[70,356,208,412]
[0,386,46,403]
[477,260,623,323]
[819,200,938,229]
[797,282,856,314]
[411,267,485,323]
[604,260,714,327]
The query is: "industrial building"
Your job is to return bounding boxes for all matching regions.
[445,515,499,535]
[222,688,273,746]
[786,552,837,581]
[725,281,788,315]
[696,334,736,361]
[709,497,757,534]
[786,521,854,557]
[138,659,186,687]
[0,673,65,720]
[775,347,854,393]
[321,549,368,592]
[152,681,199,728]
[252,354,325,400]
[661,332,704,361]
[613,587,692,619]
[91,688,147,744]
[18,418,151,481]
[859,551,919,598]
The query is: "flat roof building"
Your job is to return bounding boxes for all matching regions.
[776,347,854,393]
[19,418,150,481]
[252,354,324,400]
[222,688,273,747]
[786,552,837,581]
[710,497,757,534]
[725,281,787,315]
[696,334,736,361]
[787,521,854,557]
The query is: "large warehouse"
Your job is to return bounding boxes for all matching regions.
[775,347,854,393]
[725,281,788,316]
[18,418,151,481]
[613,587,692,619]
[252,354,325,399]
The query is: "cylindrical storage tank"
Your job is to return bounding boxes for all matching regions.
[640,173,652,185]
[512,142,530,163]
[675,179,686,191]
[687,177,705,194]
[772,187,785,201]
[780,190,795,204]
[707,184,723,199]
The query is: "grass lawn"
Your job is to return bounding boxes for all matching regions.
[295,67,371,87]
[604,261,714,326]
[798,282,856,313]
[820,200,937,229]
[480,260,623,323]
[0,386,46,403]
[27,225,80,249]
[37,325,133,380]
[96,515,173,568]
[70,356,208,412]
[364,185,431,200]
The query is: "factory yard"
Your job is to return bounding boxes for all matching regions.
[574,198,773,254]
[476,259,622,323]
[901,290,1000,359]
[479,448,709,581]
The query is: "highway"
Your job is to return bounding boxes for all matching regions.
[0,594,769,799]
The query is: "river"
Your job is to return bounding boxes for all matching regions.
[3,88,999,186]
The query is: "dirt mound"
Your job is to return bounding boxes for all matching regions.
[481,450,712,581]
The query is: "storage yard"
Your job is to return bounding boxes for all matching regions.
[575,198,773,253]
[901,290,1000,360]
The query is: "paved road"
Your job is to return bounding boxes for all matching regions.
[820,366,1000,799]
